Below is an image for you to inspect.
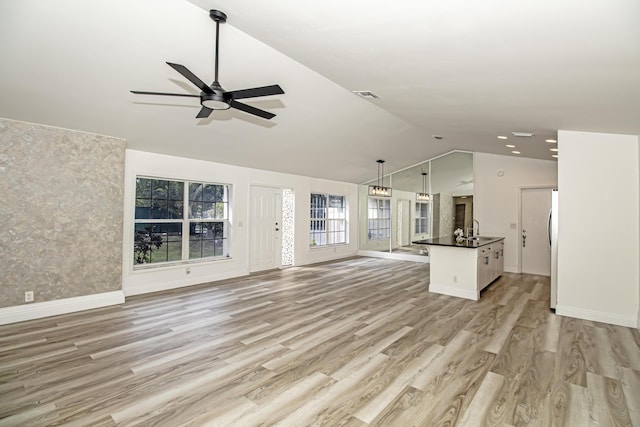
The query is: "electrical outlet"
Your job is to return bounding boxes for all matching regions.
[25,291,34,303]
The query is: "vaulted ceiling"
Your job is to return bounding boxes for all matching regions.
[1,0,638,183]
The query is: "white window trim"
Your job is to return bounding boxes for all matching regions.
[309,193,349,247]
[415,201,430,235]
[133,176,232,269]
[367,197,391,241]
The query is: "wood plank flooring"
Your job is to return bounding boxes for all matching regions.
[1,257,639,426]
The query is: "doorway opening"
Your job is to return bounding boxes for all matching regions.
[453,196,473,233]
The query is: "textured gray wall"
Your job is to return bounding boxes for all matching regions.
[432,192,454,238]
[0,118,125,308]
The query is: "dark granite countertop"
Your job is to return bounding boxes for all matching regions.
[412,236,505,248]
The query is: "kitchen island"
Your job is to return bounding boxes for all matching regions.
[414,236,505,300]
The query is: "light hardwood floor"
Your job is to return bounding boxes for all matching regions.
[1,257,639,426]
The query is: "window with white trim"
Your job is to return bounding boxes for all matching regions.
[134,177,230,266]
[367,197,391,240]
[415,202,430,234]
[310,193,347,246]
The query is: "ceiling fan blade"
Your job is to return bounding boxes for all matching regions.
[131,90,200,97]
[196,106,214,119]
[229,100,275,120]
[166,62,214,94]
[228,85,284,100]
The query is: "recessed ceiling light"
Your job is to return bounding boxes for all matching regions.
[550,148,558,152]
[552,154,559,158]
[506,144,515,148]
[512,150,521,154]
[497,136,508,140]
[352,90,380,99]
[546,139,557,143]
[512,132,535,138]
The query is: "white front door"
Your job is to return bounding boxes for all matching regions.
[521,187,552,275]
[250,185,282,272]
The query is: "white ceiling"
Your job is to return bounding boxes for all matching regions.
[1,0,638,183]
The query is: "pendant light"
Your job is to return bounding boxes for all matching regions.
[416,172,430,201]
[368,160,392,197]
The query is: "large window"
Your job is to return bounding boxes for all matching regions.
[415,202,430,234]
[134,177,230,266]
[367,198,391,240]
[310,193,347,246]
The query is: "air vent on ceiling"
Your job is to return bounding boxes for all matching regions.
[353,90,380,99]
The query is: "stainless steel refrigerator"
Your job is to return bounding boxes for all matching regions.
[549,188,558,309]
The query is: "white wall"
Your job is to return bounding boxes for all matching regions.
[474,153,558,273]
[123,150,359,296]
[557,131,639,328]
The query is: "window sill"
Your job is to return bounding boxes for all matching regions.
[309,243,349,250]
[131,256,233,273]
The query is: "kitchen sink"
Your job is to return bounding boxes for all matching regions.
[466,236,496,242]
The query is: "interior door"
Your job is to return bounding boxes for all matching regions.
[521,187,552,275]
[250,185,282,272]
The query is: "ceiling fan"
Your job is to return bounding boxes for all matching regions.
[131,9,284,120]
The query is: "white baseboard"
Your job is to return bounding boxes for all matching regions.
[0,291,125,325]
[429,283,478,301]
[556,304,638,328]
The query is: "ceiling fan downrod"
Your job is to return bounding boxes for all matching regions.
[209,10,227,85]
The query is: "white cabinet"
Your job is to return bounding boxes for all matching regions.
[477,244,492,290]
[494,241,504,280]
[477,241,504,291]
[429,238,505,300]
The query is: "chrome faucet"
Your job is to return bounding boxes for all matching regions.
[467,219,480,237]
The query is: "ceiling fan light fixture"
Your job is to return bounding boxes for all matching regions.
[201,93,230,110]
